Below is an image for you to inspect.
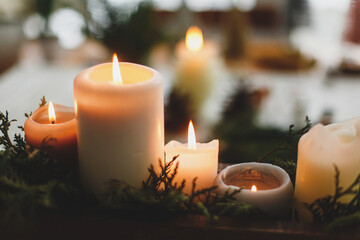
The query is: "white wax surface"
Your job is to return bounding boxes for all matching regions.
[174,41,218,114]
[74,62,164,196]
[164,140,219,194]
[295,117,360,221]
[214,162,294,219]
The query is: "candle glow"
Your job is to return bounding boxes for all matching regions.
[188,120,197,150]
[185,26,203,52]
[48,101,56,124]
[75,61,164,196]
[214,163,294,218]
[112,54,123,84]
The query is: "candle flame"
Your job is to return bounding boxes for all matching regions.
[251,185,257,192]
[185,26,203,51]
[188,120,197,149]
[112,53,123,84]
[48,102,56,124]
[74,99,78,117]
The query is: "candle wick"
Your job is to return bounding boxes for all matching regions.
[52,121,55,124]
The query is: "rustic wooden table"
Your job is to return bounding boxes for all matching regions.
[2,214,359,240]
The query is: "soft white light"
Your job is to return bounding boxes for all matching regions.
[153,0,182,11]
[310,0,350,12]
[23,14,45,39]
[49,8,86,49]
[188,120,197,150]
[233,0,257,12]
[185,26,203,52]
[251,185,257,192]
[184,0,212,12]
[112,54,123,84]
[48,102,56,124]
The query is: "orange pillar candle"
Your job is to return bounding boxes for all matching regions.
[24,102,78,166]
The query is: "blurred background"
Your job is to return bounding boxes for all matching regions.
[0,0,360,163]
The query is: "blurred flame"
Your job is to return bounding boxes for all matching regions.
[185,26,203,51]
[188,120,197,149]
[74,99,78,117]
[48,102,56,124]
[112,53,123,84]
[251,185,257,192]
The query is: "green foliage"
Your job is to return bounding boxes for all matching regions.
[0,109,89,225]
[0,107,261,224]
[305,165,360,227]
[24,96,47,119]
[165,89,194,135]
[88,0,165,62]
[214,84,311,184]
[1,97,358,229]
[257,116,311,163]
[103,156,261,221]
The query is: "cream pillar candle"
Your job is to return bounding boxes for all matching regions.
[174,26,218,114]
[164,121,219,194]
[74,57,164,196]
[214,162,294,219]
[24,102,78,167]
[295,117,360,221]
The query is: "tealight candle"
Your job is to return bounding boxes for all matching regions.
[74,54,164,196]
[174,26,218,114]
[295,117,360,221]
[214,162,294,219]
[24,102,78,167]
[164,121,219,194]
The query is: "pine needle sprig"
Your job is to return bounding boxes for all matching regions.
[0,111,16,149]
[257,116,311,163]
[103,155,263,221]
[0,108,85,224]
[305,165,360,226]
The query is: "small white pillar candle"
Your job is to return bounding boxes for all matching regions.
[74,56,164,196]
[174,26,218,113]
[164,121,219,194]
[214,162,294,219]
[295,117,360,221]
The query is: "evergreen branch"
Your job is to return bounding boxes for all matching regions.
[39,96,47,107]
[25,96,47,118]
[305,165,360,224]
[257,116,311,163]
[0,111,16,149]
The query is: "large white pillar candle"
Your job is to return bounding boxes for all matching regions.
[295,117,360,221]
[74,57,164,196]
[214,162,294,219]
[164,121,219,194]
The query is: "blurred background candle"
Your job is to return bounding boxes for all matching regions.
[164,121,218,194]
[295,117,360,221]
[174,26,218,117]
[214,162,294,219]
[24,102,78,167]
[74,55,164,196]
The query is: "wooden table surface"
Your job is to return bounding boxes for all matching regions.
[2,214,359,240]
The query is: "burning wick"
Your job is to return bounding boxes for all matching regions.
[112,53,123,84]
[188,120,197,150]
[251,185,257,192]
[48,101,56,124]
[185,26,203,52]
